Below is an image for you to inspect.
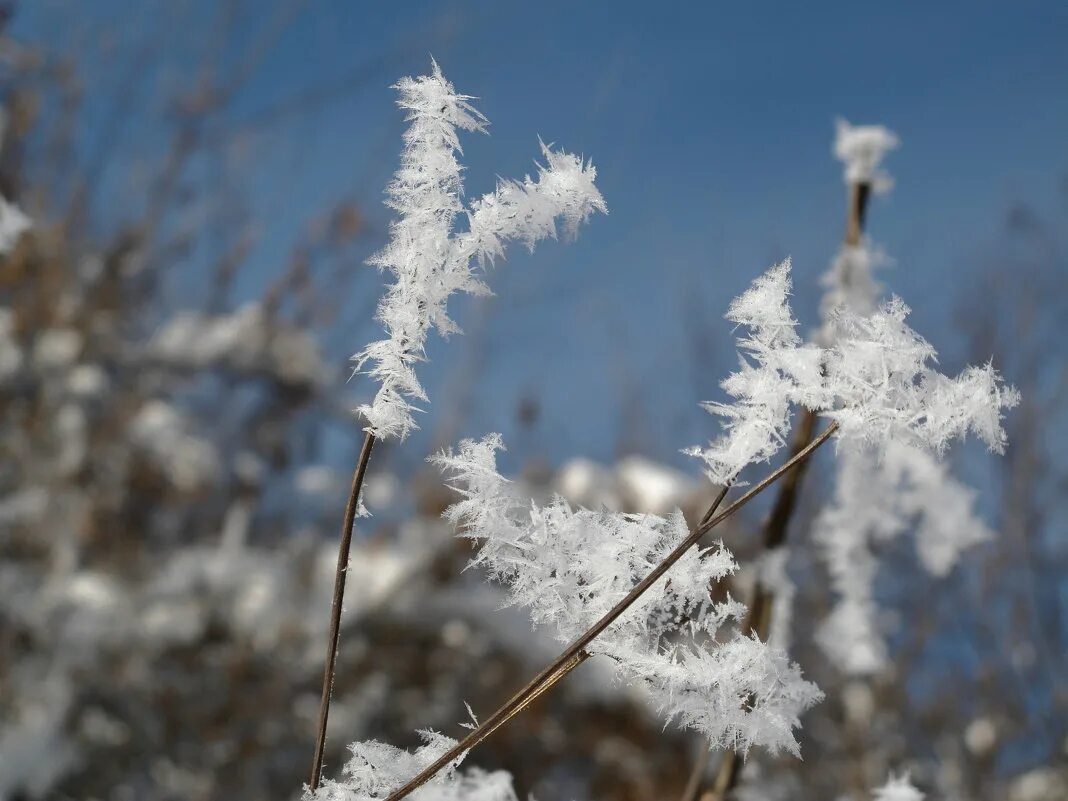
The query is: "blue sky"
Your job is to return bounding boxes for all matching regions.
[12,0,1068,470]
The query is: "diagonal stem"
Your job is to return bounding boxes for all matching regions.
[309,429,377,789]
[379,421,838,801]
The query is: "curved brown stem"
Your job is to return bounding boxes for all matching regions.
[309,429,376,789]
[381,421,838,801]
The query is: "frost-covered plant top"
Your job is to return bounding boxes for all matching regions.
[307,729,516,801]
[434,434,822,756]
[834,117,899,192]
[354,61,605,439]
[688,260,1018,486]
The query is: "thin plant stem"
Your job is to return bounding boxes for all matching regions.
[309,429,377,789]
[381,422,838,801]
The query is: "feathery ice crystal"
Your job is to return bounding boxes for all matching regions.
[305,729,516,801]
[354,61,606,439]
[433,434,822,756]
[684,259,825,486]
[688,259,1018,487]
[834,117,899,192]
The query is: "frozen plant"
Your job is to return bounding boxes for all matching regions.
[354,60,605,439]
[434,434,823,756]
[306,729,517,801]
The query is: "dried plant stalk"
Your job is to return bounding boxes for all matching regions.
[309,430,376,789]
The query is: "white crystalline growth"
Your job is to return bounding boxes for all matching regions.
[834,118,899,192]
[872,774,925,801]
[821,297,1020,455]
[434,434,822,756]
[689,261,1018,487]
[306,729,516,801]
[685,259,826,487]
[818,243,888,343]
[815,440,995,675]
[354,60,605,440]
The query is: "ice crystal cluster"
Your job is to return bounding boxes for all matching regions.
[687,261,1017,486]
[354,61,605,439]
[814,122,1013,674]
[306,730,516,801]
[434,434,823,756]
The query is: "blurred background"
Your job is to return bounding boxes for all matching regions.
[0,1,1065,799]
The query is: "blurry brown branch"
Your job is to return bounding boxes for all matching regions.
[382,422,838,801]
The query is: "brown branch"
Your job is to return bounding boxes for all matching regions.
[309,429,377,790]
[379,422,838,801]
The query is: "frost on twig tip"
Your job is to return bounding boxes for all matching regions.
[353,61,605,440]
[834,117,899,192]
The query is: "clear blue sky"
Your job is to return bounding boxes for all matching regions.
[12,0,1068,470]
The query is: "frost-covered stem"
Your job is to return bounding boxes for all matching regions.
[383,426,836,801]
[309,430,376,789]
[702,181,872,801]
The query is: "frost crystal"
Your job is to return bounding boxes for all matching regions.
[685,259,825,486]
[354,61,605,439]
[834,118,899,192]
[306,729,516,801]
[872,773,925,801]
[434,434,822,756]
[690,260,1018,488]
[821,298,1020,454]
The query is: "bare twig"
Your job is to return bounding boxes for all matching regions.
[380,422,838,801]
[309,429,377,789]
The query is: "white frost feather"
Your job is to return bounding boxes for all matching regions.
[354,61,605,439]
[433,434,822,756]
